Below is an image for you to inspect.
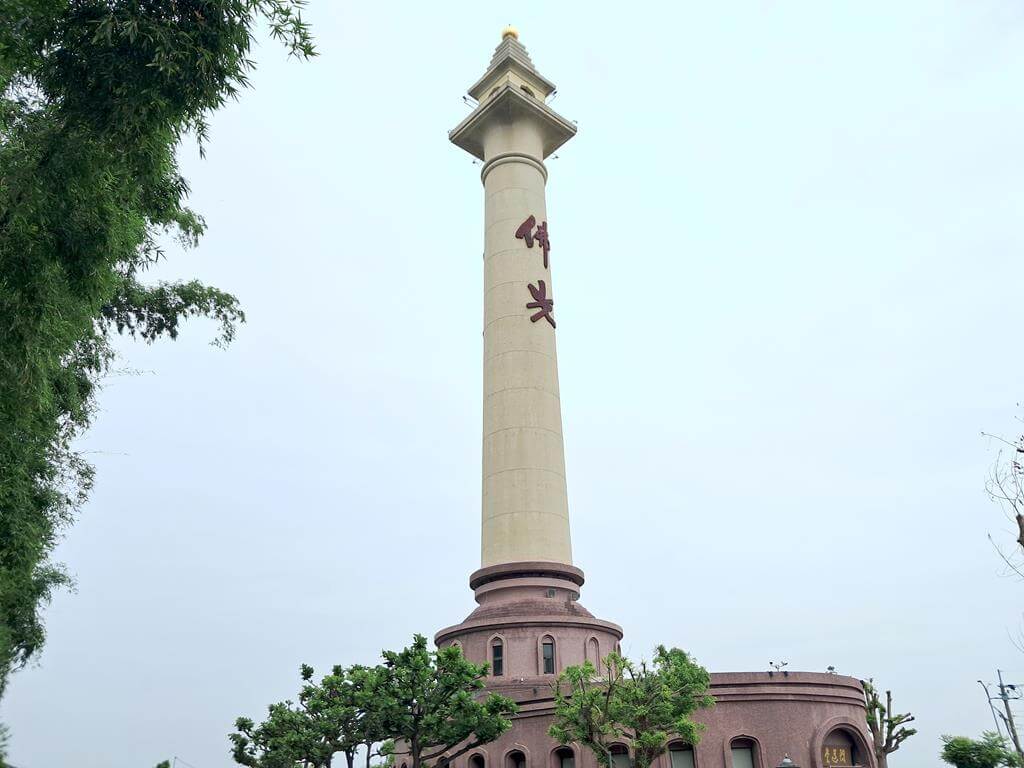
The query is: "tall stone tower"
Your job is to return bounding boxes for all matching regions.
[431,29,877,768]
[453,26,575,571]
[437,25,622,710]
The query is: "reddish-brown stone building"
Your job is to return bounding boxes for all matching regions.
[436,28,875,768]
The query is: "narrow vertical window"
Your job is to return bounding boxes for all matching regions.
[730,739,756,768]
[669,744,694,768]
[610,745,629,768]
[491,639,504,676]
[542,638,555,674]
[588,637,600,665]
[555,748,575,768]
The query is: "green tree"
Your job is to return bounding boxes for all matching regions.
[382,635,517,768]
[154,762,171,768]
[231,664,377,768]
[549,647,713,768]
[861,679,916,768]
[942,732,1023,768]
[232,638,515,768]
[349,664,393,768]
[0,0,315,701]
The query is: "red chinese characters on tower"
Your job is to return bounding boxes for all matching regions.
[526,280,555,328]
[515,215,551,268]
[515,216,555,329]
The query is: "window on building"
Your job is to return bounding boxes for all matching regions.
[610,745,629,768]
[669,743,695,768]
[542,638,555,674]
[507,751,526,768]
[470,756,485,768]
[587,637,600,665]
[730,739,756,768]
[491,639,504,676]
[554,747,574,768]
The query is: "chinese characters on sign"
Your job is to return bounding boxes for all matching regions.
[822,746,850,767]
[516,215,554,326]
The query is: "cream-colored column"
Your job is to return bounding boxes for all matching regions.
[480,119,572,567]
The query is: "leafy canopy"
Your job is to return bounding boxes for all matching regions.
[382,634,517,768]
[231,636,516,768]
[549,647,713,768]
[230,663,380,768]
[0,0,314,700]
[942,733,1024,768]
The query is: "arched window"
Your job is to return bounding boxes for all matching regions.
[491,638,504,677]
[541,636,556,675]
[822,729,861,767]
[506,751,527,768]
[587,637,600,665]
[470,755,486,768]
[668,742,694,768]
[609,744,629,768]
[552,747,575,768]
[730,739,758,768]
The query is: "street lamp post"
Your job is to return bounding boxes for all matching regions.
[979,680,1005,737]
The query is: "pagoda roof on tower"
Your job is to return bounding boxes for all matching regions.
[450,32,575,161]
[467,34,557,101]
[448,84,576,161]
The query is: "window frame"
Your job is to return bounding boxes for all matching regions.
[609,744,630,768]
[489,634,506,677]
[505,749,529,768]
[551,746,576,768]
[667,741,696,768]
[727,736,762,768]
[537,634,557,675]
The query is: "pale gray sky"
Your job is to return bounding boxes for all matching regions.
[5,2,1024,766]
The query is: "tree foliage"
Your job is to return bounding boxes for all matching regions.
[861,679,916,768]
[549,647,713,768]
[230,664,365,768]
[380,635,517,768]
[231,636,516,768]
[0,0,314,700]
[942,732,1024,768]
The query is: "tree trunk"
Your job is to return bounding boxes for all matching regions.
[874,751,888,768]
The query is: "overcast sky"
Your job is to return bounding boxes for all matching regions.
[5,2,1024,767]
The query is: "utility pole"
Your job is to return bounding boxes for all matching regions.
[996,670,1024,763]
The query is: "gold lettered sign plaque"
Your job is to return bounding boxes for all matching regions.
[822,746,850,766]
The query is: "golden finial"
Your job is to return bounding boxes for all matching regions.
[502,25,519,40]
